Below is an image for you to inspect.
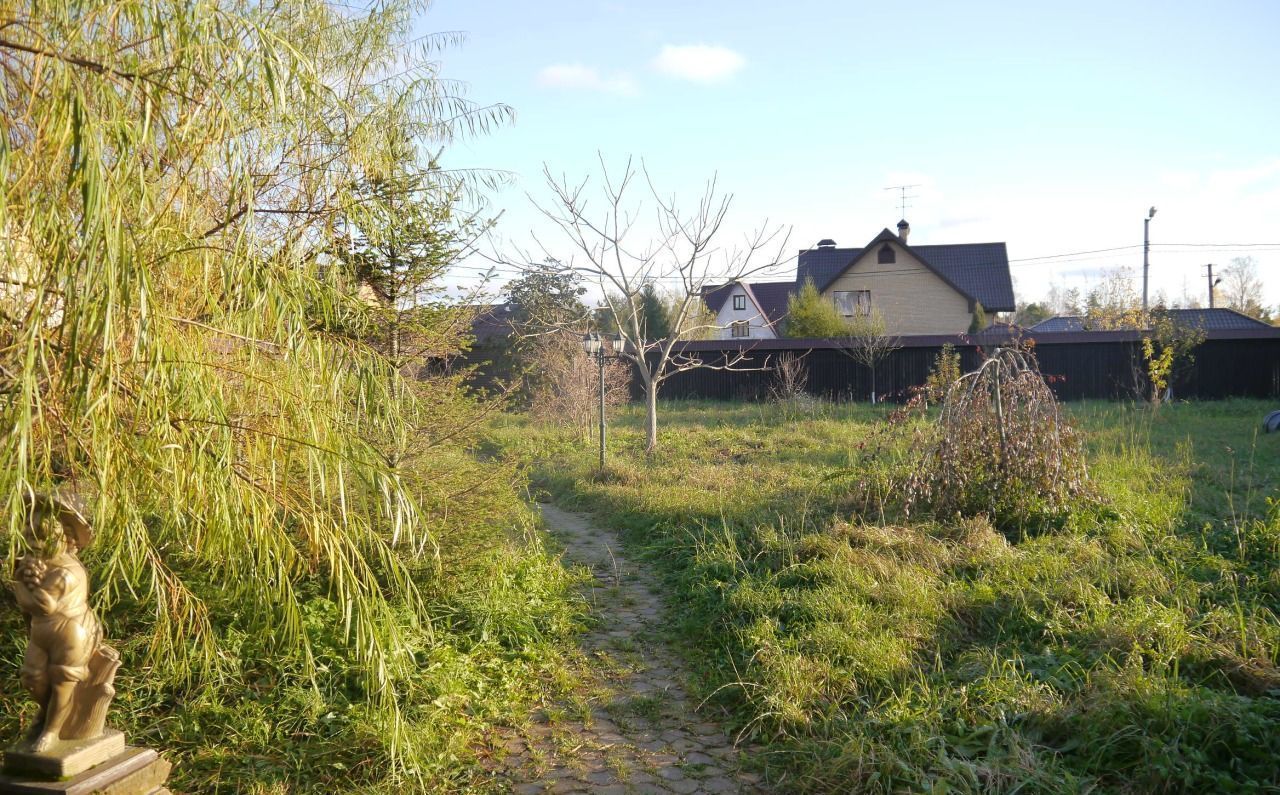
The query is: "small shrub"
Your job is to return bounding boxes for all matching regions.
[768,352,808,402]
[923,343,961,405]
[769,353,825,419]
[528,332,631,437]
[906,348,1091,535]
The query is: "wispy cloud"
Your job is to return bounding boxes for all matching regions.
[536,64,636,95]
[651,44,745,84]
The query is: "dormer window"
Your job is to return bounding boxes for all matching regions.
[733,294,746,310]
[877,244,895,264]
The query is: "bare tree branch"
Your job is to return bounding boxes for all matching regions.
[497,156,794,451]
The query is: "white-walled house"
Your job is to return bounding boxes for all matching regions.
[700,281,791,340]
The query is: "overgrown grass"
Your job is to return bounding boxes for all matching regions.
[488,399,1280,793]
[0,459,587,794]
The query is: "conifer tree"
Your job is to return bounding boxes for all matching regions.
[785,278,850,338]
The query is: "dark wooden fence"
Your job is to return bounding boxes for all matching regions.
[652,328,1280,402]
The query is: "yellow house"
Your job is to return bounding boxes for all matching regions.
[797,220,1015,336]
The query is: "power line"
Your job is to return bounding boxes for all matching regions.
[445,241,1280,285]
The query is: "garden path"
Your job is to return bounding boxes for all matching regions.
[488,504,769,795]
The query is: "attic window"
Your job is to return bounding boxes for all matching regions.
[877,244,895,264]
[733,294,746,310]
[730,321,750,338]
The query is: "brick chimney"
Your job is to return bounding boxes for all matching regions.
[896,219,910,243]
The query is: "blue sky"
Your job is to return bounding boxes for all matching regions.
[421,0,1280,309]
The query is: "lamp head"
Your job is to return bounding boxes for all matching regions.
[1148,206,1157,219]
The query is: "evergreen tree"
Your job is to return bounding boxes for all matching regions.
[969,302,988,333]
[640,282,673,340]
[1014,302,1052,328]
[785,279,850,338]
[504,268,590,403]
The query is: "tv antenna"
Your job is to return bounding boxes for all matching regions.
[884,184,920,218]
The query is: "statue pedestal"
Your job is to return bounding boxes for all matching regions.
[0,745,170,795]
[3,731,125,779]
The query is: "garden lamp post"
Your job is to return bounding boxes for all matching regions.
[581,333,625,470]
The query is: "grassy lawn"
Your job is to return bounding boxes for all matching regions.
[488,399,1280,793]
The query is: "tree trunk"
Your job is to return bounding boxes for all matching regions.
[869,365,876,404]
[644,378,659,453]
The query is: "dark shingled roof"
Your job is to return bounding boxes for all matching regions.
[702,280,794,330]
[796,229,1016,312]
[1028,316,1085,332]
[469,303,516,343]
[1030,308,1273,333]
[747,282,794,326]
[973,319,1024,338]
[700,283,734,311]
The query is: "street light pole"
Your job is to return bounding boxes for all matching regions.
[1142,206,1156,313]
[582,332,620,471]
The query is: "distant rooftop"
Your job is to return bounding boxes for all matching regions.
[1030,308,1273,333]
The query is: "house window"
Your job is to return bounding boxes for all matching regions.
[733,294,746,310]
[878,244,895,264]
[833,290,872,317]
[730,321,750,338]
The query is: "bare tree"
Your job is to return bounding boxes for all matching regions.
[839,309,901,403]
[530,156,790,452]
[1220,256,1272,321]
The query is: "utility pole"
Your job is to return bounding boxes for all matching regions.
[1142,206,1156,313]
[1205,263,1221,308]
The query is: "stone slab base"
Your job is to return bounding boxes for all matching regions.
[0,747,170,795]
[3,731,125,779]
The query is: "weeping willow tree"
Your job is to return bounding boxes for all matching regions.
[0,0,526,782]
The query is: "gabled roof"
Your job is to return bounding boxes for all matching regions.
[1030,308,1273,333]
[796,229,1016,312]
[745,282,794,326]
[702,280,793,329]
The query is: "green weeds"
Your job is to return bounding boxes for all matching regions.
[490,399,1280,793]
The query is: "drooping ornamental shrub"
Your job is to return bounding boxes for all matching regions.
[906,348,1090,535]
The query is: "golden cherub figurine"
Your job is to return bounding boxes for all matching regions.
[12,494,119,754]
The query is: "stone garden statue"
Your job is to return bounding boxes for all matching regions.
[12,493,120,754]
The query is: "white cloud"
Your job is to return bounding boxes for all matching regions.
[536,64,636,95]
[651,44,745,84]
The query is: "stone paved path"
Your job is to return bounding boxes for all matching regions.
[487,504,769,795]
